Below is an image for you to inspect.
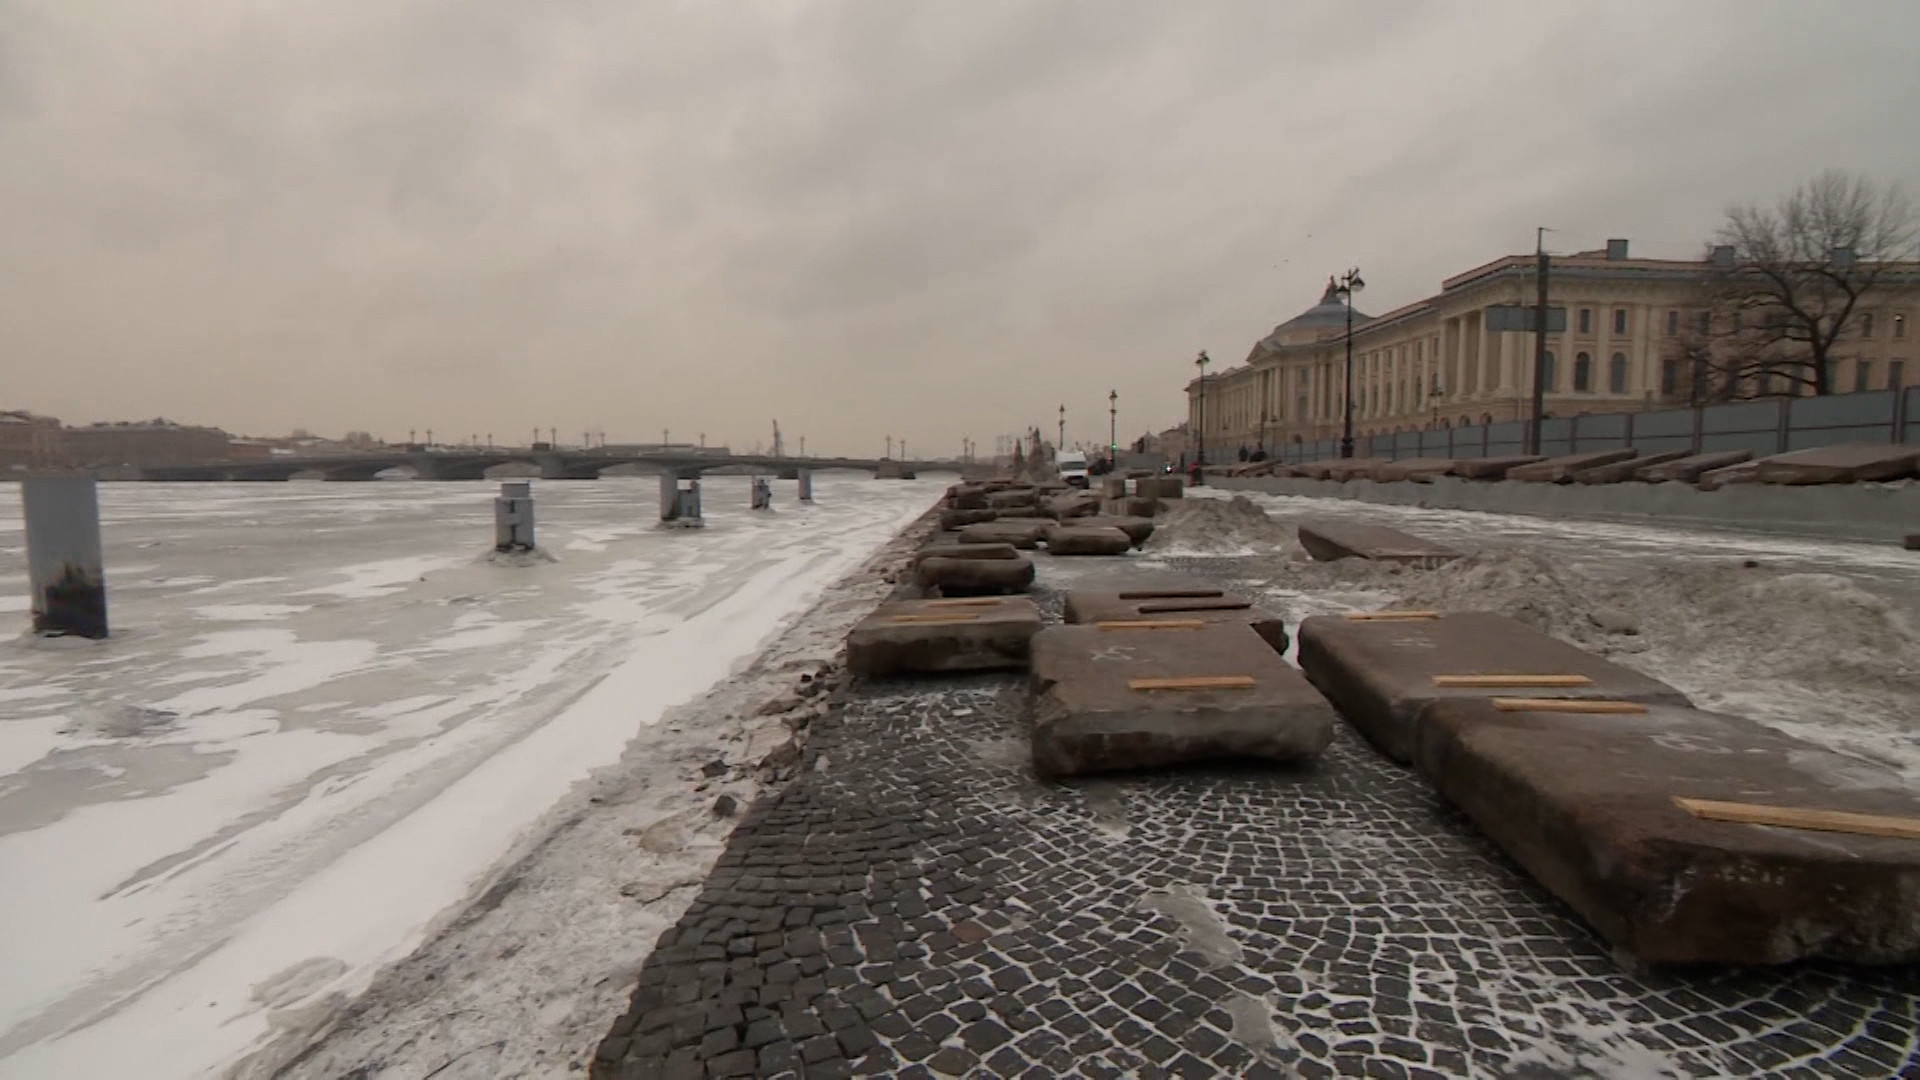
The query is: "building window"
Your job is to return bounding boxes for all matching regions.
[1666,310,1679,337]
[1697,311,1711,335]
[1415,340,1423,361]
[1608,353,1628,394]
[1578,308,1592,334]
[1613,308,1628,334]
[1892,360,1907,390]
[1542,352,1557,392]
[1573,352,1593,392]
[1861,313,1875,338]
[1661,359,1679,397]
[1855,359,1873,392]
[1894,313,1907,339]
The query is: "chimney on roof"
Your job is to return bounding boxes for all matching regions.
[1710,245,1735,270]
[1605,238,1629,260]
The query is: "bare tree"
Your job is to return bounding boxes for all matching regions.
[1681,171,1918,398]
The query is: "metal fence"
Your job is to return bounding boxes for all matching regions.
[1229,386,1920,465]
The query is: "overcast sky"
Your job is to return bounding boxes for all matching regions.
[4,1,1918,455]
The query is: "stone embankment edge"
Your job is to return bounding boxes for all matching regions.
[1211,474,1920,545]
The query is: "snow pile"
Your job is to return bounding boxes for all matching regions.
[1147,496,1293,555]
[1392,548,1624,650]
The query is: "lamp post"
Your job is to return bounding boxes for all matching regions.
[1333,267,1365,459]
[1107,389,1118,459]
[1194,350,1210,476]
[1057,405,1065,454]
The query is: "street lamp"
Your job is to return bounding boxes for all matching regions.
[1333,268,1365,459]
[1194,350,1210,477]
[1108,389,1118,458]
[1057,405,1066,454]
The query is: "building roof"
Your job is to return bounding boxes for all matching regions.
[1254,278,1374,353]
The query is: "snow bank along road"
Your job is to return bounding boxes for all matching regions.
[0,475,939,1079]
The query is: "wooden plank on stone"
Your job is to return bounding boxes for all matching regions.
[923,597,1006,608]
[1137,599,1252,614]
[1129,675,1257,691]
[1492,698,1647,714]
[1096,619,1206,630]
[1343,611,1441,621]
[1116,589,1224,600]
[1674,797,1920,842]
[1433,674,1594,688]
[888,613,983,624]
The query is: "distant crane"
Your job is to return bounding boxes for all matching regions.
[771,420,784,458]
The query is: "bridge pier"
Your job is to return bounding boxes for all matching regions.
[797,469,813,503]
[751,476,772,510]
[494,481,536,551]
[20,474,109,639]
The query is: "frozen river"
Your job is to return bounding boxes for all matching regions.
[0,475,940,1079]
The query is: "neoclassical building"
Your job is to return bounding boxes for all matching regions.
[1187,241,1919,457]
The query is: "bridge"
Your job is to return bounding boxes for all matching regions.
[131,449,975,482]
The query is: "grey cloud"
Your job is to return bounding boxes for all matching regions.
[3,1,1918,453]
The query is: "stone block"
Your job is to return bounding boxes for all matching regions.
[991,506,1049,519]
[1907,533,1920,551]
[940,509,998,530]
[988,490,1038,509]
[1029,623,1336,779]
[1322,457,1388,482]
[1295,610,1691,763]
[1135,477,1184,499]
[913,543,1020,565]
[956,521,1049,549]
[946,489,990,510]
[1371,458,1458,483]
[1697,460,1763,491]
[1571,450,1689,484]
[1414,698,1920,965]
[1046,494,1102,520]
[1752,443,1920,485]
[1044,527,1133,556]
[1296,521,1461,568]
[1505,450,1639,483]
[914,556,1036,595]
[1635,449,1750,483]
[1065,515,1154,548]
[1063,588,1289,654]
[1293,461,1337,480]
[1100,476,1128,499]
[1102,496,1161,519]
[847,598,1042,677]
[1452,455,1545,480]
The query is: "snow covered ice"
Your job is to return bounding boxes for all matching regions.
[0,475,939,1079]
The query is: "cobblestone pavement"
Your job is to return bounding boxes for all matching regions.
[593,572,1920,1079]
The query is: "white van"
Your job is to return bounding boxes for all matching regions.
[1057,451,1090,488]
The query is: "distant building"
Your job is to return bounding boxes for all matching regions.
[59,419,235,468]
[0,410,63,471]
[1188,242,1920,456]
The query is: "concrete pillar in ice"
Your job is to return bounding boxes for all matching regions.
[797,469,813,503]
[494,481,535,551]
[21,473,108,638]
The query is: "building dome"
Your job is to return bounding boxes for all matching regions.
[1256,277,1373,351]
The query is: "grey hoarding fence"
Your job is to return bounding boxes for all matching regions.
[1257,387,1918,466]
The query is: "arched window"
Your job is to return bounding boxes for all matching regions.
[1541,351,1557,392]
[1480,413,1493,425]
[1608,352,1628,394]
[1573,352,1593,392]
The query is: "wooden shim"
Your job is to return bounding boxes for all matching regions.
[922,597,1003,608]
[1433,674,1595,688]
[887,613,982,625]
[1116,589,1225,600]
[1491,698,1647,714]
[1129,675,1256,691]
[1344,610,1441,621]
[1674,797,1920,842]
[1096,619,1206,630]
[1137,601,1253,614]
